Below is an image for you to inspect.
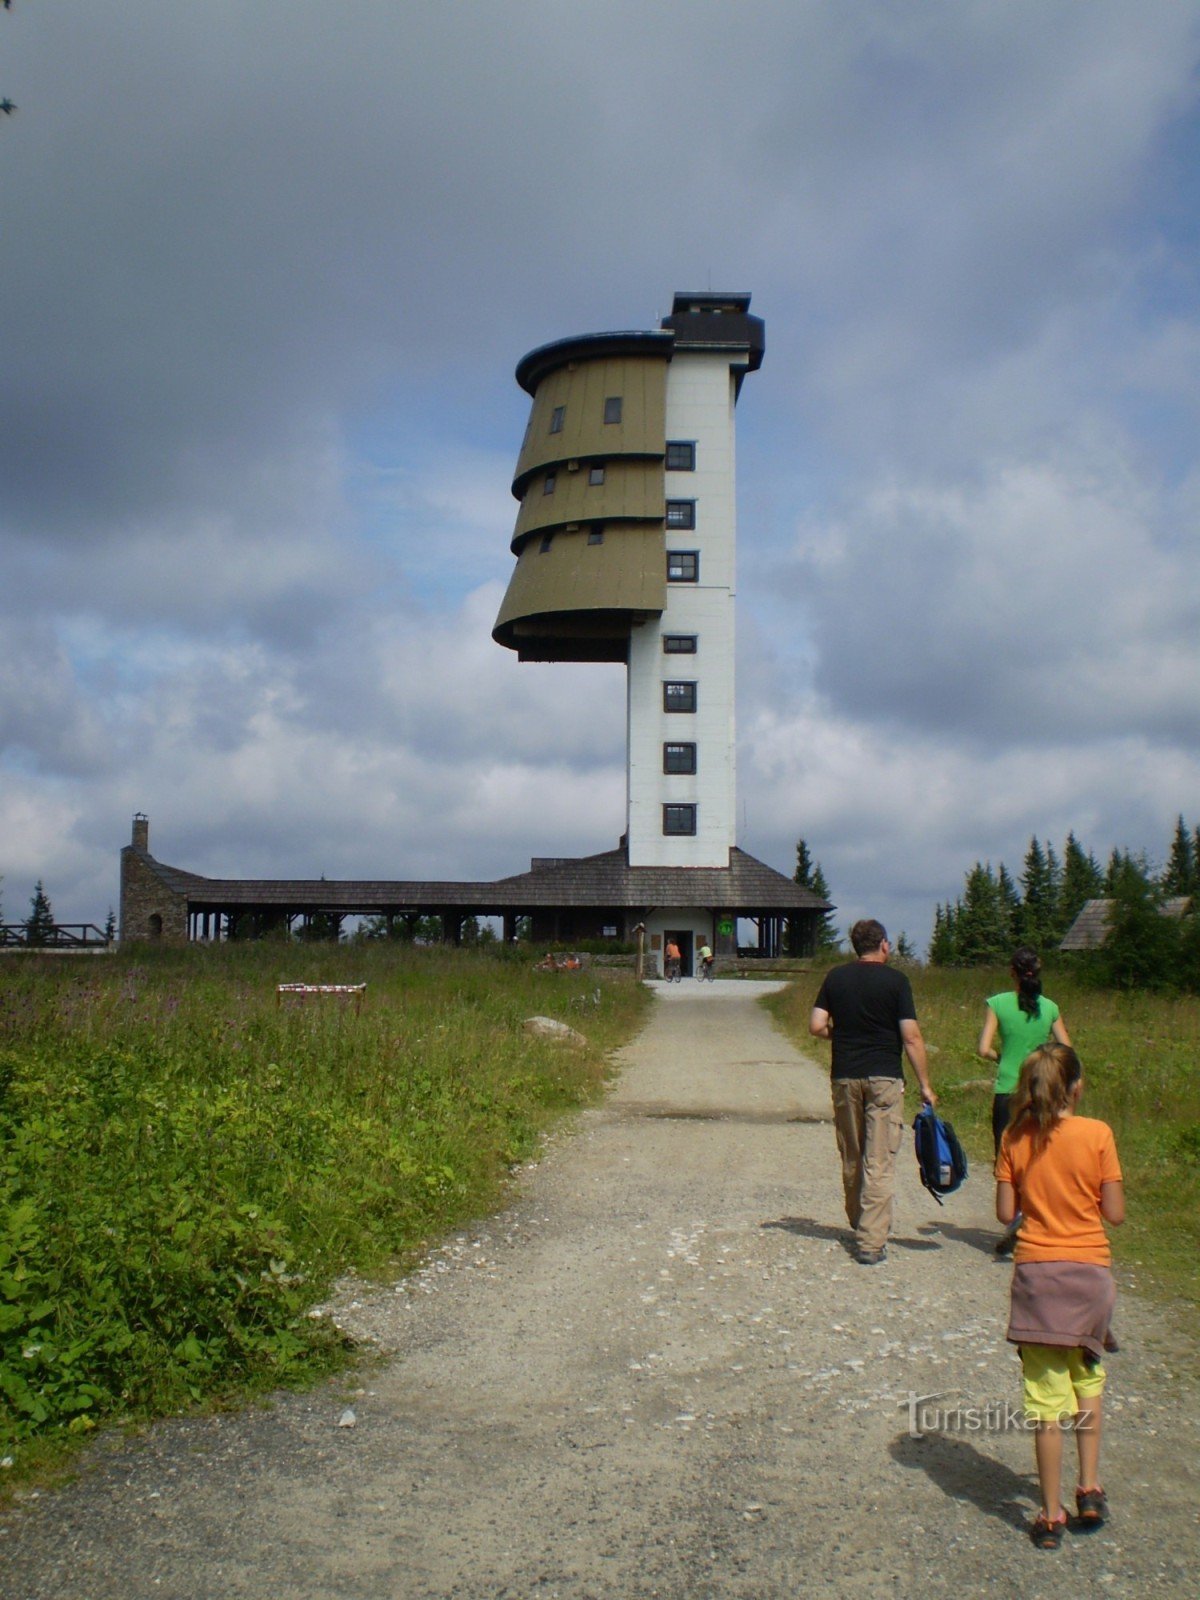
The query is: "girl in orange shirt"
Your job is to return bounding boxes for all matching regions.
[995,1043,1124,1550]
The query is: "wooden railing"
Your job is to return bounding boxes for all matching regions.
[0,923,111,949]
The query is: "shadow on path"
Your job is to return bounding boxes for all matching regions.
[890,1431,1037,1532]
[916,1220,1006,1257]
[762,1216,942,1254]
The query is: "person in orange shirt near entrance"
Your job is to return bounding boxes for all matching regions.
[995,1043,1124,1550]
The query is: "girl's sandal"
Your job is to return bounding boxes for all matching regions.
[1030,1509,1068,1550]
[1075,1486,1109,1529]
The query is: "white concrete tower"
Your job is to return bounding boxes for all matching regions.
[493,292,764,869]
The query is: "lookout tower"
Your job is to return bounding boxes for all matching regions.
[494,292,764,869]
[117,293,830,967]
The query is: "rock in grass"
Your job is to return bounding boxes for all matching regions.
[523,1016,588,1047]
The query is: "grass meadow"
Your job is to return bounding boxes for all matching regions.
[0,943,651,1481]
[765,963,1200,1314]
[5,945,1196,1492]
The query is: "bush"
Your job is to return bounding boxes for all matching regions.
[1080,877,1186,992]
[0,945,650,1459]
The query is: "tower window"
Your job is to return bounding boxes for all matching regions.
[543,471,556,495]
[540,533,554,553]
[663,634,697,654]
[667,551,698,583]
[663,742,697,774]
[550,405,565,434]
[663,804,697,836]
[587,529,604,545]
[666,441,696,471]
[588,465,606,485]
[666,500,695,529]
[663,681,697,713]
[603,396,622,424]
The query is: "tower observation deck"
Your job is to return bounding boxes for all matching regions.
[494,293,765,870]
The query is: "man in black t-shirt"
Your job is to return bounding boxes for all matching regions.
[810,919,936,1265]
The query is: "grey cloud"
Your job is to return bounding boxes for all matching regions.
[4,1,1200,944]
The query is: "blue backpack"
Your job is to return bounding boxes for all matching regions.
[913,1105,968,1204]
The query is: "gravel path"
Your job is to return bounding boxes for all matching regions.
[3,981,1197,1599]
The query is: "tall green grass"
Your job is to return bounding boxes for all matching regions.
[765,964,1200,1312]
[0,944,650,1467]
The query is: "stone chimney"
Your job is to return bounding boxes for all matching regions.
[132,813,149,852]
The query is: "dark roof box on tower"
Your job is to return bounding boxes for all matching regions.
[662,292,764,381]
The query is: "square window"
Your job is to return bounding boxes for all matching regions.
[588,464,606,485]
[663,681,697,713]
[602,924,618,939]
[604,396,622,424]
[662,634,697,654]
[550,405,565,434]
[543,471,556,495]
[667,551,698,583]
[666,441,695,471]
[663,742,697,774]
[587,529,604,545]
[663,804,697,836]
[666,500,695,529]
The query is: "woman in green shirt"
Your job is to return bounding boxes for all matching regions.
[978,947,1072,1252]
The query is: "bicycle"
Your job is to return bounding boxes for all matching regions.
[696,959,714,982]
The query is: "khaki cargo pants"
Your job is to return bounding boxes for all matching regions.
[831,1076,906,1254]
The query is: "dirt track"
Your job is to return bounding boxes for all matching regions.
[3,981,1197,1599]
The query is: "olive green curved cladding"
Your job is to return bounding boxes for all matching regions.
[492,524,666,662]
[512,458,664,551]
[498,342,671,661]
[513,354,669,495]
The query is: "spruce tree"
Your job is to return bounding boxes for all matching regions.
[1163,816,1195,896]
[1059,831,1104,931]
[1105,847,1132,893]
[928,903,957,966]
[997,863,1021,949]
[24,881,55,947]
[1045,840,1062,909]
[790,837,839,955]
[793,838,814,888]
[1106,850,1151,896]
[1018,837,1058,952]
[955,863,1010,965]
[809,863,840,953]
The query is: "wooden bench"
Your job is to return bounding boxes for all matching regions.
[276,983,366,1012]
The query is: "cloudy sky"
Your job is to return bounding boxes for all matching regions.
[3,1,1200,950]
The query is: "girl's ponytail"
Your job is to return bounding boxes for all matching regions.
[1006,1042,1081,1155]
[1011,946,1043,1018]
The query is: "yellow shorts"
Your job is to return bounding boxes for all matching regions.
[1020,1342,1106,1423]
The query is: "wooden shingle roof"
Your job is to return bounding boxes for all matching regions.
[1060,895,1193,951]
[129,844,833,917]
[492,847,832,911]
